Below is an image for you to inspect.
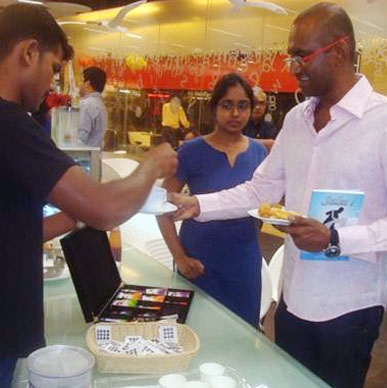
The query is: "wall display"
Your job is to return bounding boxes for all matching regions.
[77,51,298,93]
[60,0,387,148]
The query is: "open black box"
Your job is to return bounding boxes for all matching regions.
[60,227,194,324]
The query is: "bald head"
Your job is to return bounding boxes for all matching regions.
[294,2,355,63]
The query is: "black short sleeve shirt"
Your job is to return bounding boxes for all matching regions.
[0,99,75,357]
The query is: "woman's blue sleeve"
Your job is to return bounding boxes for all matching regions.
[175,142,192,183]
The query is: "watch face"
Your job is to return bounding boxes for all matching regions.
[325,245,341,258]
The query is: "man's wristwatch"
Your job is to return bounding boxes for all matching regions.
[324,226,341,258]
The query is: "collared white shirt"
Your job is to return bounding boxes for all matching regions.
[196,75,387,322]
[79,92,107,148]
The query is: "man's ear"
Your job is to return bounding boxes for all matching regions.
[334,41,349,66]
[19,39,40,67]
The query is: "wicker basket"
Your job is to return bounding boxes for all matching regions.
[86,322,200,374]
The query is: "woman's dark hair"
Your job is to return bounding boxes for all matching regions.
[0,4,73,62]
[209,73,254,111]
[83,67,107,93]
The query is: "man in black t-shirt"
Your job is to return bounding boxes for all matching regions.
[0,5,177,386]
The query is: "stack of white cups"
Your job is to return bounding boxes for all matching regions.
[159,373,187,388]
[158,362,237,388]
[199,363,236,388]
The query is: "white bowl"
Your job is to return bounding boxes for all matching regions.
[27,345,95,388]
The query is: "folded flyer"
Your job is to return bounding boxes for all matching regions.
[300,189,364,261]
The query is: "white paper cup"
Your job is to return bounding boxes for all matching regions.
[159,373,187,388]
[139,186,167,213]
[199,362,225,384]
[210,375,237,388]
[183,382,209,388]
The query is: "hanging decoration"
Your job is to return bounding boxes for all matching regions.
[78,56,97,68]
[125,54,148,71]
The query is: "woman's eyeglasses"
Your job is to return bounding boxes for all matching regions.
[218,100,251,112]
[284,35,349,69]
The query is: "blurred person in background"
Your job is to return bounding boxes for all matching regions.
[161,94,190,148]
[79,66,107,148]
[243,86,276,151]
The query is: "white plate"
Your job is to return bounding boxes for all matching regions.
[140,202,177,216]
[247,209,291,226]
[44,264,71,282]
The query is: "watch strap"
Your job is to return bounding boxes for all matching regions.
[324,226,341,258]
[330,227,339,246]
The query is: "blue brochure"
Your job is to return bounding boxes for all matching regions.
[300,189,365,261]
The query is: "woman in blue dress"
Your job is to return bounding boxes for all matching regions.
[158,73,267,326]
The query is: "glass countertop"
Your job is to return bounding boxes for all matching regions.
[14,246,330,388]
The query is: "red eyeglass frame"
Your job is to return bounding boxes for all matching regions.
[285,35,350,66]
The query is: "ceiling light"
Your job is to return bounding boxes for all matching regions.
[18,0,43,4]
[84,28,110,34]
[148,93,170,98]
[228,0,288,15]
[170,43,186,48]
[282,7,297,15]
[126,32,143,40]
[351,16,384,32]
[210,28,242,38]
[119,89,141,96]
[87,46,109,52]
[265,24,290,32]
[59,21,87,26]
[234,42,253,48]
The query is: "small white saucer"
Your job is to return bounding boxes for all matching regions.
[44,264,71,282]
[140,202,177,216]
[247,209,291,226]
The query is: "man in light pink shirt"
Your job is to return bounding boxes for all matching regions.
[170,3,386,388]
